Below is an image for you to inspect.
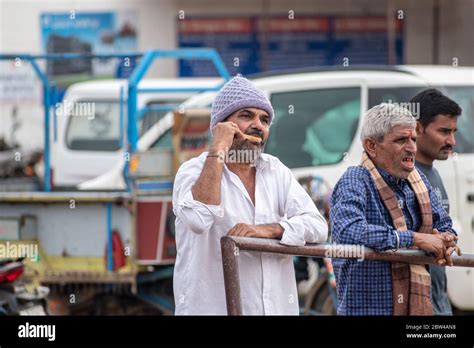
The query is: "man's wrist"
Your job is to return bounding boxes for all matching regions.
[207,153,224,160]
[207,145,226,162]
[258,223,284,239]
[391,230,415,249]
[413,232,419,245]
[273,224,284,239]
[392,231,400,251]
[209,143,228,154]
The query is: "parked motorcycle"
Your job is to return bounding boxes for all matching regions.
[0,257,49,315]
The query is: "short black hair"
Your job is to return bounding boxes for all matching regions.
[410,88,462,127]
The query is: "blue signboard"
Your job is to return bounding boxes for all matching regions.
[41,11,138,79]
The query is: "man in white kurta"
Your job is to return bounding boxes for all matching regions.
[172,76,328,315]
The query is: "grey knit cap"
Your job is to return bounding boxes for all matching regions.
[210,75,274,130]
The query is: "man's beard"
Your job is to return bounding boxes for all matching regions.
[228,129,265,164]
[436,144,453,160]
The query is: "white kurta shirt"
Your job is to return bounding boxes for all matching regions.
[172,152,328,315]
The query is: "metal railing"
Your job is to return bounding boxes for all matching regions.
[220,236,474,315]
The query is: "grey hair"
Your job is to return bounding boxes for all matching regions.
[360,103,416,142]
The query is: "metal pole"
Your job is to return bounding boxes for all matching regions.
[42,84,51,191]
[106,202,113,271]
[127,51,154,154]
[221,236,474,315]
[29,57,51,192]
[221,236,243,315]
[227,237,474,267]
[51,83,58,143]
[119,86,124,149]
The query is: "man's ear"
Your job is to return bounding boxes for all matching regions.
[416,122,423,134]
[363,138,378,158]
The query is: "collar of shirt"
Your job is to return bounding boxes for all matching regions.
[415,161,433,171]
[377,167,407,189]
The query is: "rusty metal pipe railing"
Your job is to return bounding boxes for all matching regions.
[220,236,474,315]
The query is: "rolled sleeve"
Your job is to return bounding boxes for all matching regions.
[397,230,414,248]
[279,172,328,247]
[172,157,223,235]
[174,190,224,234]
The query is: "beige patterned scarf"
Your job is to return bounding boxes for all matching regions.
[361,152,433,315]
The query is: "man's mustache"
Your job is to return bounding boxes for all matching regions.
[441,145,453,151]
[245,129,264,140]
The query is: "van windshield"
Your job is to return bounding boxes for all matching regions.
[267,87,361,168]
[65,99,183,152]
[65,101,121,151]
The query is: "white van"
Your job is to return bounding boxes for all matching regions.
[79,66,474,310]
[52,77,223,188]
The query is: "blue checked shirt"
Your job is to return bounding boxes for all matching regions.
[330,166,455,315]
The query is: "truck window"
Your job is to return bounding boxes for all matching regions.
[267,87,361,168]
[369,86,474,153]
[140,99,185,137]
[151,129,172,149]
[65,101,122,151]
